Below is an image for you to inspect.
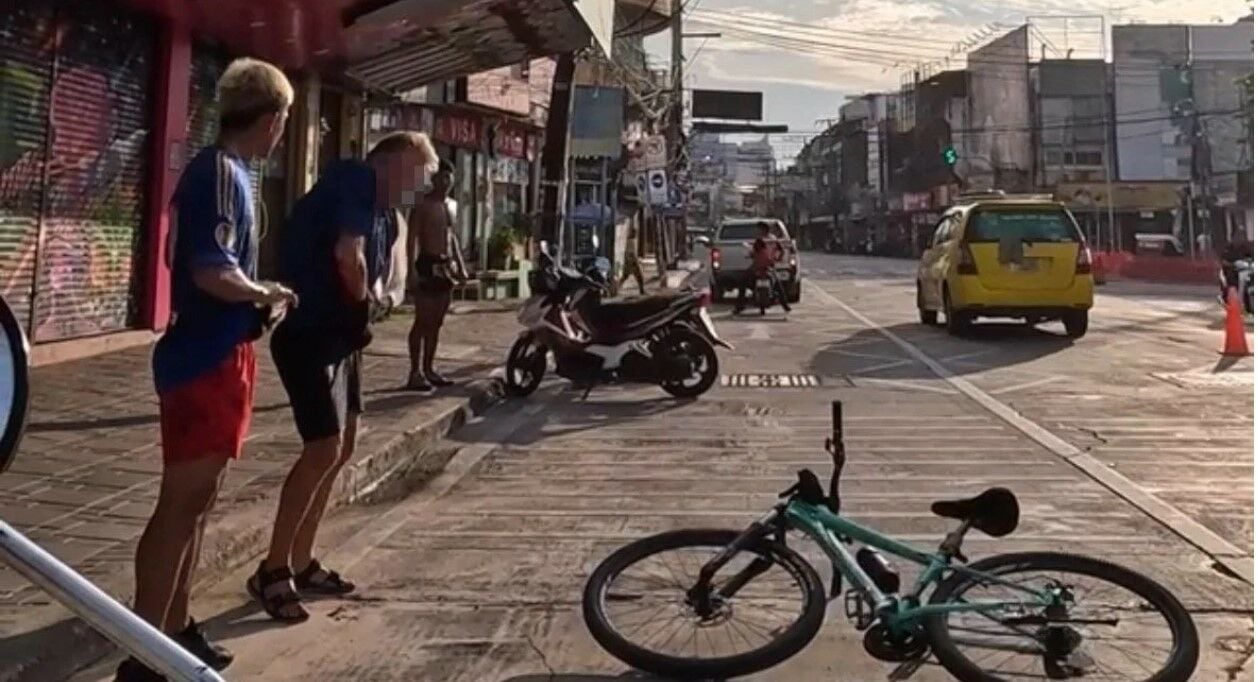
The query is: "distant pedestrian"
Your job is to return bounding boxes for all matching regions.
[252,131,439,622]
[406,159,469,392]
[123,58,295,682]
[620,225,646,295]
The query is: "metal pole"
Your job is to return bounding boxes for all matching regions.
[1102,18,1117,252]
[0,522,223,682]
[1187,192,1197,259]
[667,0,683,270]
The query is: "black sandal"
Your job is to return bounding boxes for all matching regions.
[294,559,356,595]
[246,564,309,623]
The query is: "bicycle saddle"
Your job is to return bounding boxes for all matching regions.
[930,487,1020,537]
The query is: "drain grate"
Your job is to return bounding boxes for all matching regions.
[721,374,822,388]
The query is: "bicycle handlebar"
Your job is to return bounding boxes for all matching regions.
[828,400,844,514]
[779,401,846,514]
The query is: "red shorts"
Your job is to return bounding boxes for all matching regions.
[158,343,257,464]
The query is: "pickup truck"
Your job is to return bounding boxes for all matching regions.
[698,218,802,303]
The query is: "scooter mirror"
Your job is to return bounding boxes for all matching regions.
[591,234,600,251]
[0,293,30,476]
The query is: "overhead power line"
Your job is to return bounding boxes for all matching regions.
[687,14,1212,74]
[691,7,994,46]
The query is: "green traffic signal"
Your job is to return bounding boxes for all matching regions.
[942,146,958,166]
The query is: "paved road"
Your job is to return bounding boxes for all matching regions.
[79,255,1254,681]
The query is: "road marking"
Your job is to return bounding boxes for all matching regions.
[851,377,958,395]
[848,358,915,374]
[806,280,1255,583]
[748,323,772,340]
[1152,372,1255,389]
[940,349,997,364]
[720,373,820,388]
[404,530,1162,544]
[987,376,1064,395]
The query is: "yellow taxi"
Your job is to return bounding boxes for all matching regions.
[916,192,1094,338]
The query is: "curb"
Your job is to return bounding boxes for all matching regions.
[0,378,504,682]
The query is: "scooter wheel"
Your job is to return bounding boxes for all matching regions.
[505,334,546,397]
[658,327,719,399]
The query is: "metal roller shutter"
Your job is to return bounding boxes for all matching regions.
[186,43,265,240]
[30,0,155,342]
[187,42,227,160]
[0,3,55,335]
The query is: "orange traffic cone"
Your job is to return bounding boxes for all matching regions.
[1220,286,1251,357]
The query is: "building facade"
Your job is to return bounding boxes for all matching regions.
[0,0,607,356]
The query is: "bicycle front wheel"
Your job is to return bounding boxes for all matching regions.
[582,528,826,680]
[925,552,1199,682]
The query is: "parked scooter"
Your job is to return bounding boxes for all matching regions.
[504,242,732,399]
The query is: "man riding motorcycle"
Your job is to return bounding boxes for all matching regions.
[733,222,792,314]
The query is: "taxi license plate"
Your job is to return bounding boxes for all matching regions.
[1007,258,1046,272]
[756,278,772,286]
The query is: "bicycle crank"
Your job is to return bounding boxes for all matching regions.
[862,624,929,662]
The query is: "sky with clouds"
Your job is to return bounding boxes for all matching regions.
[643,0,1253,160]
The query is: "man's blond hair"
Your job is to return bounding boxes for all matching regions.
[217,57,294,131]
[367,131,440,172]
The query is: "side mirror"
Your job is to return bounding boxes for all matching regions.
[0,293,30,475]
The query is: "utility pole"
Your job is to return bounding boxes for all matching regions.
[540,53,577,258]
[663,0,683,268]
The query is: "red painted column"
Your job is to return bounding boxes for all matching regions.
[139,18,191,331]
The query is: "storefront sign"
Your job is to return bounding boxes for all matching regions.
[435,112,484,150]
[903,192,931,211]
[490,156,530,185]
[626,135,667,172]
[492,122,529,159]
[1055,182,1184,211]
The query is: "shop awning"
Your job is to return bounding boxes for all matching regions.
[346,0,614,93]
[122,0,613,93]
[1055,182,1185,211]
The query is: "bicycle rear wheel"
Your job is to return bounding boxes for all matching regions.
[925,552,1199,682]
[582,528,826,680]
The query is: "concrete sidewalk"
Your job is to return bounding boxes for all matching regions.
[0,305,518,680]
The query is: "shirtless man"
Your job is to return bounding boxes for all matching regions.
[406,160,468,392]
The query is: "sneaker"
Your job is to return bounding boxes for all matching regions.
[173,618,234,671]
[115,657,164,682]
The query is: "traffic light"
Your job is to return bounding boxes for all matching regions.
[942,146,958,166]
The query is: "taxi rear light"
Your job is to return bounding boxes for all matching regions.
[1076,246,1092,274]
[957,245,978,275]
[711,247,722,269]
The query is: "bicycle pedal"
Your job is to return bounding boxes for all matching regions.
[844,589,873,630]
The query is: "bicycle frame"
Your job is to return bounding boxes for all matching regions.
[783,499,1054,634]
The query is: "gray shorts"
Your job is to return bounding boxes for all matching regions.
[270,325,363,443]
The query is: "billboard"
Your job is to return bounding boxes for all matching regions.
[692,89,763,121]
[570,86,625,159]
